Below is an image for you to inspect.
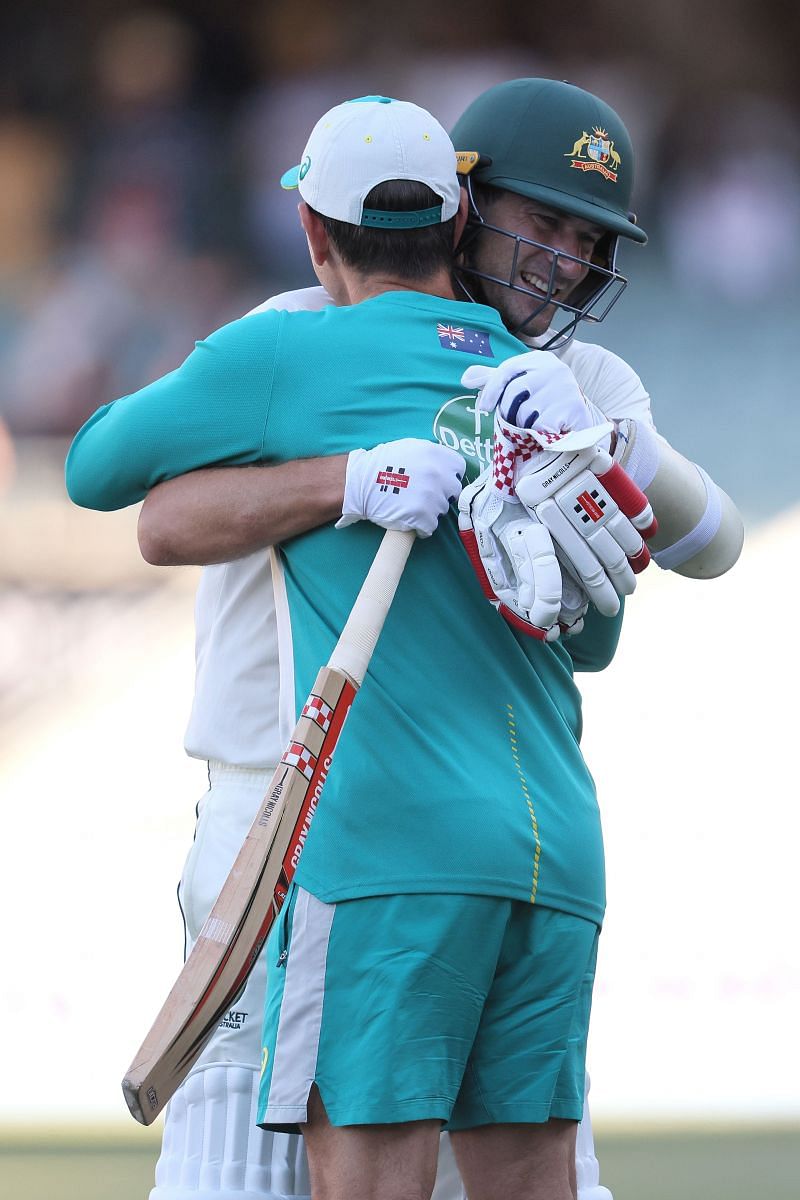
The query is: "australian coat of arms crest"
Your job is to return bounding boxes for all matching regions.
[564,126,621,182]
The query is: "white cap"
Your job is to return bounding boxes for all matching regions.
[280,95,461,228]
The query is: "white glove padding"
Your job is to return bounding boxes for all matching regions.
[337,439,465,538]
[458,471,563,641]
[458,461,589,641]
[515,437,657,617]
[462,349,612,448]
[557,572,589,637]
[481,408,656,617]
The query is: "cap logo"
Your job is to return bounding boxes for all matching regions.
[564,127,621,183]
[299,156,311,180]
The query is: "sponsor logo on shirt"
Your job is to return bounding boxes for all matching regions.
[432,393,493,483]
[219,1008,249,1031]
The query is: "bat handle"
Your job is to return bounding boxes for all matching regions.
[328,529,415,686]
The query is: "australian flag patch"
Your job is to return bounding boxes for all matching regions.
[436,323,493,356]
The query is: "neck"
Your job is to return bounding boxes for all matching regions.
[339,266,458,306]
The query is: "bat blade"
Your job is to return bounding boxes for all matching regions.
[122,667,354,1124]
[121,528,414,1125]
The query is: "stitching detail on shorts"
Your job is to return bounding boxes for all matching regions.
[463,1059,492,1125]
[507,703,540,903]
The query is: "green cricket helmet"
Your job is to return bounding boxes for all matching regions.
[451,78,647,342]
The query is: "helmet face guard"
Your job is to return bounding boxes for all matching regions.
[449,78,646,347]
[455,176,628,348]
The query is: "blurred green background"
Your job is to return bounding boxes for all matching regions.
[2,1124,799,1199]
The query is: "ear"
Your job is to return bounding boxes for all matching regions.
[299,202,330,268]
[453,187,470,248]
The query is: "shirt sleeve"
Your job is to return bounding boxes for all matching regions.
[562,340,656,429]
[65,312,283,511]
[563,602,625,673]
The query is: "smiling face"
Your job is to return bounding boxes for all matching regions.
[463,188,609,337]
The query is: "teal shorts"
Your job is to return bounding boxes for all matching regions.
[257,885,599,1130]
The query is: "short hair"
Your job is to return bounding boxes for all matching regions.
[313,180,457,280]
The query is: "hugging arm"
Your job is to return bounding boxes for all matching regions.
[139,439,465,566]
[138,457,348,566]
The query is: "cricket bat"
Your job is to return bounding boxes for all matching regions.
[122,528,415,1125]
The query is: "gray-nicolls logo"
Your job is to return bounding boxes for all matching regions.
[376,466,409,494]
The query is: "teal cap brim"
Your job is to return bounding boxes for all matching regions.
[280,165,301,190]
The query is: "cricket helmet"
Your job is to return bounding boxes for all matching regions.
[451,78,647,342]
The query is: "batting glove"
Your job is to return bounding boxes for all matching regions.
[461,348,613,447]
[461,405,656,624]
[513,426,658,616]
[337,438,465,538]
[557,572,590,637]
[457,465,590,641]
[461,344,657,614]
[458,468,563,641]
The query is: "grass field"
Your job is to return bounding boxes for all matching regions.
[1,1123,798,1199]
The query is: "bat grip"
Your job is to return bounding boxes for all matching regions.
[328,529,415,686]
